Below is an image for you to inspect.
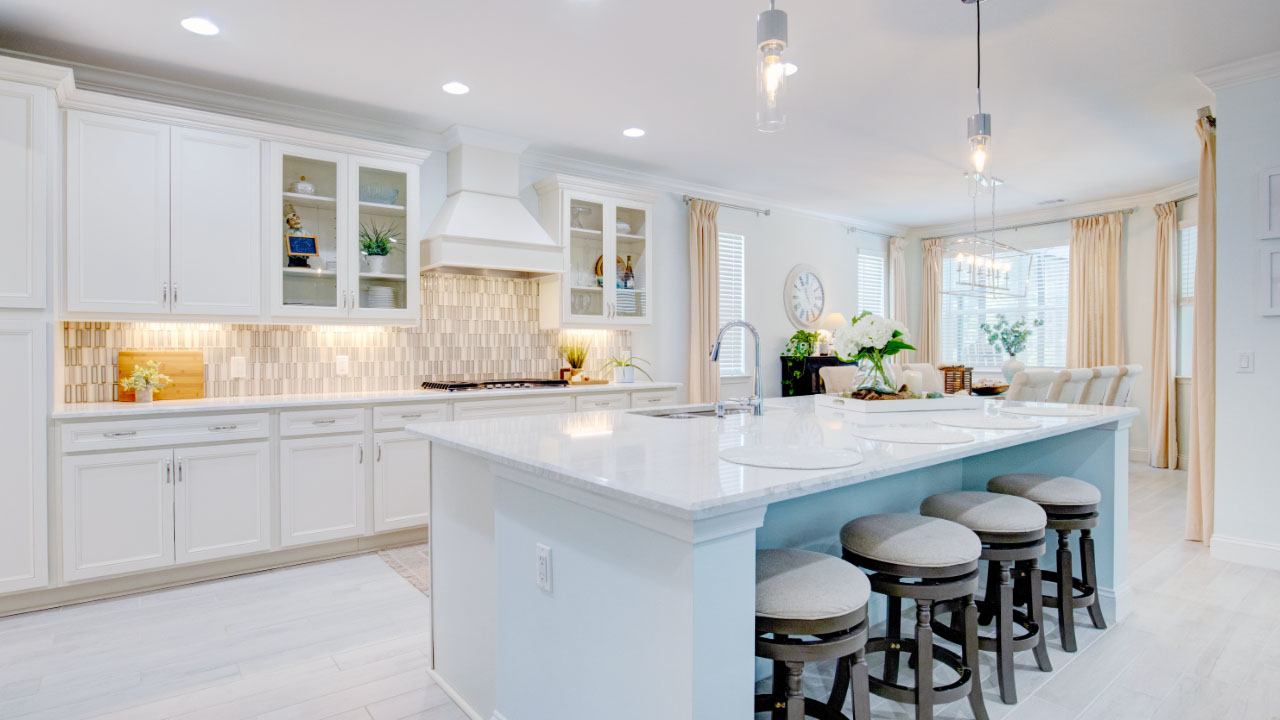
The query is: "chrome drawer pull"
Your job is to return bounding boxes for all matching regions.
[400,412,423,419]
[312,419,337,426]
[208,425,239,432]
[105,430,137,438]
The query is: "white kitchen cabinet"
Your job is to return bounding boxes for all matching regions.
[66,111,171,314]
[170,126,262,316]
[0,79,50,309]
[279,435,367,547]
[175,442,271,564]
[61,449,175,582]
[373,431,431,532]
[0,320,47,595]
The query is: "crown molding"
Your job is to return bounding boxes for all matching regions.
[0,54,75,100]
[442,126,530,154]
[910,178,1198,239]
[1196,50,1280,92]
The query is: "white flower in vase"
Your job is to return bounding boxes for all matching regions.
[832,312,915,395]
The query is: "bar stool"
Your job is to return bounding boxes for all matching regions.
[839,514,989,720]
[919,492,1052,704]
[755,549,873,720]
[987,473,1105,652]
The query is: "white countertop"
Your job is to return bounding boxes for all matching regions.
[408,396,1139,521]
[52,382,680,420]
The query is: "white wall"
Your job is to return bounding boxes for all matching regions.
[1211,74,1280,565]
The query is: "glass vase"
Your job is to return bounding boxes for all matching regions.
[854,352,897,394]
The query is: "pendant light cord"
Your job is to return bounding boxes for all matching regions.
[975,0,982,112]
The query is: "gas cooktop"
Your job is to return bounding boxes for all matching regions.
[422,379,571,392]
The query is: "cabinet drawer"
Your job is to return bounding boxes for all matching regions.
[373,403,450,431]
[452,395,575,421]
[575,393,630,411]
[61,412,269,452]
[629,389,679,408]
[279,408,366,437]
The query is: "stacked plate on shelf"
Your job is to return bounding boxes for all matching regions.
[364,286,398,309]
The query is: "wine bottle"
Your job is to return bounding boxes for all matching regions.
[623,256,635,289]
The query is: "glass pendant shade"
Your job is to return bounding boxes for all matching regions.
[756,6,788,132]
[940,235,1033,299]
[967,111,991,177]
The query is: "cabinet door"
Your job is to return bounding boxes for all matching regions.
[373,431,430,532]
[175,441,270,564]
[66,111,171,314]
[171,127,262,316]
[349,156,419,321]
[0,80,49,309]
[611,201,651,324]
[0,320,47,595]
[279,435,366,547]
[562,192,610,323]
[61,449,174,582]
[271,142,348,318]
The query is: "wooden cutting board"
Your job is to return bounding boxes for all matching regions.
[117,350,205,402]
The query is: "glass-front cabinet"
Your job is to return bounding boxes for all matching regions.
[535,176,656,329]
[271,142,419,321]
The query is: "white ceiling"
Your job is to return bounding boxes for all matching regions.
[1,0,1276,227]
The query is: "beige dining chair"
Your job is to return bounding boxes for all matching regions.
[1006,369,1060,402]
[1107,364,1143,406]
[1080,366,1122,406]
[818,365,860,394]
[1049,368,1094,404]
[903,363,946,395]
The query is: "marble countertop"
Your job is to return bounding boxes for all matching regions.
[408,396,1139,521]
[52,382,681,420]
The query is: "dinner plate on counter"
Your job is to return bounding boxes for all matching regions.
[848,426,975,444]
[999,405,1097,418]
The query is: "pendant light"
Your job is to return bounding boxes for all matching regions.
[964,0,991,178]
[756,0,788,132]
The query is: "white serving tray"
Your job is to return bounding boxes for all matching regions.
[814,393,985,413]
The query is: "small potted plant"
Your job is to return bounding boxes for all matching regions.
[600,355,653,383]
[979,315,1045,382]
[559,336,592,382]
[780,330,820,396]
[120,360,172,403]
[359,221,399,274]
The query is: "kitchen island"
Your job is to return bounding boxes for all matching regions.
[408,396,1138,720]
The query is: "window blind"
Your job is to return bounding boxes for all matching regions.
[857,252,887,317]
[1177,226,1197,376]
[717,233,747,377]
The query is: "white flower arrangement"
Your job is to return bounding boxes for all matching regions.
[832,312,916,394]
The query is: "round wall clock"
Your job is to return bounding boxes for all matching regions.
[784,264,825,329]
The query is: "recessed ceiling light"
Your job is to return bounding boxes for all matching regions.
[622,128,645,138]
[441,82,470,95]
[783,62,799,76]
[180,17,219,36]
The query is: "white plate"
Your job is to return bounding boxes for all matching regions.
[719,446,864,469]
[1000,405,1097,418]
[931,414,1041,430]
[849,426,975,444]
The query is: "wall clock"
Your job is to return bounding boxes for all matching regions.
[784,264,825,329]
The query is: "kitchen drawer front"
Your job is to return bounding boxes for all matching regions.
[279,408,366,437]
[629,389,679,408]
[575,393,631,411]
[452,395,575,421]
[373,403,450,431]
[61,412,269,452]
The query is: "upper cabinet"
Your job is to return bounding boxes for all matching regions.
[535,176,656,329]
[0,78,51,309]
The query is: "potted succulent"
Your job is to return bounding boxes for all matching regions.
[359,221,399,274]
[980,315,1045,382]
[119,361,172,403]
[559,336,592,382]
[600,355,653,383]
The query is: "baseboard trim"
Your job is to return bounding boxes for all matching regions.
[1128,448,1147,463]
[1209,534,1280,571]
[426,667,488,720]
[1097,582,1133,623]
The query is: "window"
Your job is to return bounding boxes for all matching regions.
[717,233,747,377]
[857,252,887,317]
[1177,225,1197,377]
[941,245,1071,368]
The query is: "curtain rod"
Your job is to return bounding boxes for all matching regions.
[930,207,1136,240]
[683,195,770,217]
[846,227,894,239]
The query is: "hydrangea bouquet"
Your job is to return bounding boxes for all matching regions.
[832,312,916,394]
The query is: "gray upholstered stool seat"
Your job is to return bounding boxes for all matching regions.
[756,549,871,622]
[920,491,1047,540]
[840,513,981,570]
[987,473,1101,512]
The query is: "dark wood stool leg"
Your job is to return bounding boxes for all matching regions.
[827,654,850,713]
[851,647,871,720]
[963,595,990,720]
[978,559,999,626]
[772,646,788,720]
[1055,529,1077,652]
[914,599,935,720]
[884,594,903,684]
[995,561,1016,704]
[1028,558,1053,672]
[1080,529,1107,629]
[784,660,806,720]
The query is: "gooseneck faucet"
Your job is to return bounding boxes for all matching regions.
[709,320,764,416]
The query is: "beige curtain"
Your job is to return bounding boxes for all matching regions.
[917,238,943,364]
[687,199,720,404]
[1066,213,1124,367]
[1187,117,1216,544]
[1149,201,1179,469]
[888,237,909,362]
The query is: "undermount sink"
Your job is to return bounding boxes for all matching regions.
[629,404,751,419]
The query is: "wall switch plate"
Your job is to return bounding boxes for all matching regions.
[536,543,552,593]
[1238,352,1255,373]
[336,355,350,376]
[230,356,247,379]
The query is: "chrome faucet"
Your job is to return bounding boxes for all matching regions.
[709,320,764,416]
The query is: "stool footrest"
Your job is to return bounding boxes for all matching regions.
[864,637,974,706]
[1041,570,1098,610]
[753,694,851,720]
[931,599,1043,653]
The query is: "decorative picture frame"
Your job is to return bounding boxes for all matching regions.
[286,235,318,256]
[1261,238,1280,316]
[1259,166,1280,240]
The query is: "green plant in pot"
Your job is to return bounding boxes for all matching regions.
[979,314,1044,383]
[359,221,399,274]
[559,335,592,382]
[780,330,819,396]
[600,355,652,383]
[119,361,171,403]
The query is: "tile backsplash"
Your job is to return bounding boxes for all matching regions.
[63,274,630,403]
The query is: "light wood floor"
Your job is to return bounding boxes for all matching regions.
[2,464,1276,719]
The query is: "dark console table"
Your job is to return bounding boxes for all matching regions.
[780,355,855,397]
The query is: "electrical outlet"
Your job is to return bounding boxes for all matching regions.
[1238,352,1255,373]
[536,543,552,593]
[336,355,350,376]
[230,356,247,379]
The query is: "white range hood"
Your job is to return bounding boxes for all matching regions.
[421,127,563,276]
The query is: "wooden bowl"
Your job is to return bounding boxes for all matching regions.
[970,384,1009,396]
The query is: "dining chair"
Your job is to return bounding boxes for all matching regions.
[903,363,946,395]
[1079,366,1121,406]
[1107,365,1143,406]
[819,365,860,394]
[1006,370,1060,402]
[1049,369,1093,404]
